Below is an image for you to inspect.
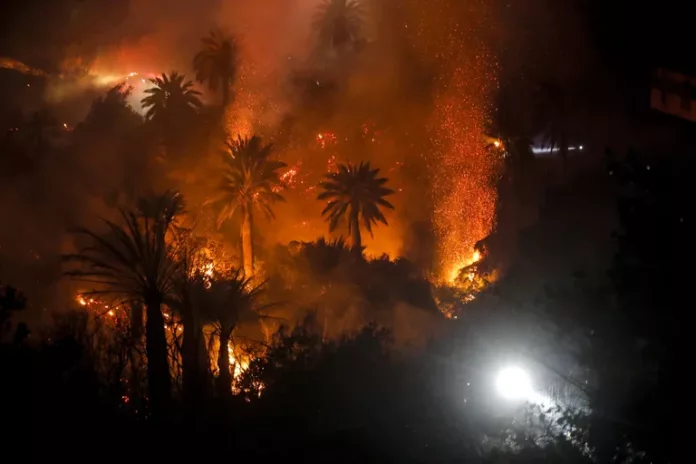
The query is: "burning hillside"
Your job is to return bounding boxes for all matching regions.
[1,0,504,319]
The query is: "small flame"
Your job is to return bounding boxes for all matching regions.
[229,347,251,381]
[446,249,482,284]
[472,250,481,262]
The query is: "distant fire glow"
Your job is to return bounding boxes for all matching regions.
[0,57,46,76]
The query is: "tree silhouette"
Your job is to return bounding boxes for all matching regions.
[198,270,266,396]
[80,83,142,133]
[212,135,286,277]
[193,29,238,109]
[318,161,394,254]
[299,237,353,277]
[63,191,185,416]
[168,263,210,406]
[312,0,363,55]
[141,72,202,123]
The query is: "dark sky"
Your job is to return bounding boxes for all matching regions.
[2,0,693,80]
[586,0,694,73]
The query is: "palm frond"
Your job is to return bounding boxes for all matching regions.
[317,160,395,240]
[214,135,287,228]
[140,72,202,121]
[63,192,185,305]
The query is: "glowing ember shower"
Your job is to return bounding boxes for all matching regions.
[413,0,502,282]
[432,64,500,283]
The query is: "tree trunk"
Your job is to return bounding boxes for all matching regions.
[350,208,362,256]
[217,328,232,396]
[144,298,171,416]
[241,207,254,277]
[181,305,202,406]
[128,303,144,400]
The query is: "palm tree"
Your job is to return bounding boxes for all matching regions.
[168,266,210,406]
[193,29,238,109]
[318,161,395,254]
[197,270,266,396]
[312,0,363,54]
[141,72,202,123]
[137,190,186,235]
[212,135,286,277]
[63,191,184,416]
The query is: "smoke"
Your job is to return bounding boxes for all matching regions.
[1,0,507,326]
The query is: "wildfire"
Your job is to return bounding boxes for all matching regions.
[229,348,251,381]
[273,164,300,193]
[223,51,282,140]
[201,262,215,288]
[446,249,481,284]
[226,108,253,140]
[202,262,214,278]
[412,0,501,283]
[327,155,338,173]
[76,294,121,319]
[206,333,256,390]
[0,57,46,76]
[316,132,337,149]
[193,246,232,289]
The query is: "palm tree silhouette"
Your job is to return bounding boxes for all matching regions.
[193,29,238,109]
[312,0,363,54]
[196,270,266,395]
[63,191,185,416]
[141,72,202,122]
[318,161,394,254]
[212,135,286,277]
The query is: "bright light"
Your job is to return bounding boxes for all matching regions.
[495,366,533,401]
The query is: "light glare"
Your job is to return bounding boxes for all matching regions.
[496,366,533,401]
